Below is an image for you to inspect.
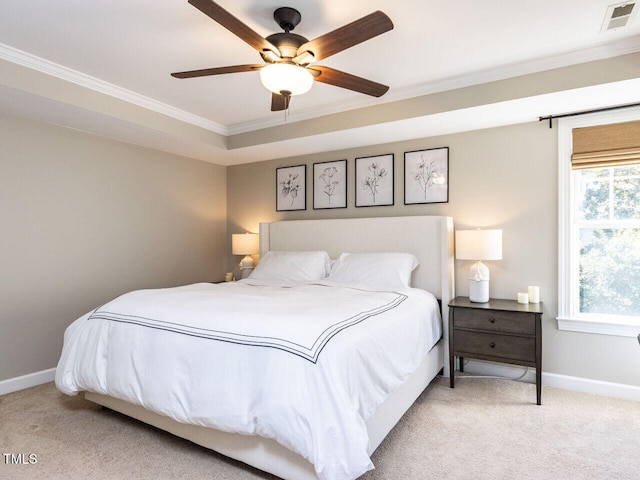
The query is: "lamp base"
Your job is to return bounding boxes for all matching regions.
[468,260,490,303]
[469,280,490,303]
[239,255,255,279]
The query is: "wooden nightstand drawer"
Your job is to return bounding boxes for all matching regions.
[454,330,536,363]
[453,308,535,335]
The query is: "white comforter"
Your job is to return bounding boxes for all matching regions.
[56,280,441,480]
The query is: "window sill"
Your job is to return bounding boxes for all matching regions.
[557,316,640,338]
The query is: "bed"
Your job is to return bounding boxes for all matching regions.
[55,215,454,480]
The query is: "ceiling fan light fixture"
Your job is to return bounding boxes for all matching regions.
[260,63,314,96]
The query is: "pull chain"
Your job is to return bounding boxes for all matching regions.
[280,90,291,122]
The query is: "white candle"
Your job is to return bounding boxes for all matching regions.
[517,292,529,304]
[224,272,233,282]
[528,286,540,303]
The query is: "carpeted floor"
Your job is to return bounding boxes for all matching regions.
[1,376,638,479]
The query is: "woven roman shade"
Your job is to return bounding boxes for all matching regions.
[572,120,640,170]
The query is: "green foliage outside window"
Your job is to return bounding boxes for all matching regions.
[577,166,640,317]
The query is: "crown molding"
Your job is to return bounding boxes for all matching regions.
[0,43,228,136]
[2,36,640,139]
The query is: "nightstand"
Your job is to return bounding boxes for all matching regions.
[448,296,543,405]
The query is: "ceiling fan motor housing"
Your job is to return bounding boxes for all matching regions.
[263,32,308,59]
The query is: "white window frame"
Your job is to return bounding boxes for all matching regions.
[557,107,640,337]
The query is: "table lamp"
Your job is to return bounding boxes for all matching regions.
[232,233,259,279]
[455,229,502,303]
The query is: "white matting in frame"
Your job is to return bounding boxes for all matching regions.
[355,154,394,207]
[276,164,306,211]
[313,160,347,209]
[404,147,449,204]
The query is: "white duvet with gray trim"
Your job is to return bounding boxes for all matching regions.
[56,280,441,480]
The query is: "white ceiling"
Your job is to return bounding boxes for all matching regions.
[1,0,639,165]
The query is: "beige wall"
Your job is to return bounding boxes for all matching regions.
[0,111,227,382]
[228,121,640,387]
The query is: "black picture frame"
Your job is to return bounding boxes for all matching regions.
[404,147,449,205]
[276,164,306,211]
[313,159,347,210]
[355,154,394,207]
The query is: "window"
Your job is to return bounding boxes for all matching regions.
[574,166,640,316]
[558,110,640,337]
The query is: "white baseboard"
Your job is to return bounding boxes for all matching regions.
[541,372,640,402]
[462,359,640,402]
[0,368,56,396]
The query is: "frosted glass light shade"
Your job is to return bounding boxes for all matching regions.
[260,63,314,96]
[232,233,259,255]
[455,229,503,261]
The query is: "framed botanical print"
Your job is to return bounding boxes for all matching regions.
[404,147,449,204]
[313,160,347,209]
[276,164,306,211]
[355,154,394,207]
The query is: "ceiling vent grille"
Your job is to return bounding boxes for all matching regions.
[601,2,637,31]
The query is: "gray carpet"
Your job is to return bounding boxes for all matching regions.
[1,376,638,479]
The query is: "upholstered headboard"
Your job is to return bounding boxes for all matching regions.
[259,215,453,296]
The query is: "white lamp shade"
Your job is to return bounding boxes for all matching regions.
[455,229,502,261]
[260,63,314,96]
[232,233,259,255]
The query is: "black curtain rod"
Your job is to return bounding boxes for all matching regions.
[539,102,640,128]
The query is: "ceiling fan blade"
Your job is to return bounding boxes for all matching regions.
[171,64,263,78]
[271,92,290,111]
[188,0,279,56]
[309,66,389,97]
[296,11,393,62]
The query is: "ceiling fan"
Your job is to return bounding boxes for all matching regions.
[171,0,394,112]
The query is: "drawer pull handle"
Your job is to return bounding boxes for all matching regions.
[489,318,496,323]
[490,342,496,348]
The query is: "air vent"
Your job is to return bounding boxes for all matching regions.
[601,2,637,32]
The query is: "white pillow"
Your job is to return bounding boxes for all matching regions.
[328,252,419,290]
[249,251,331,282]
